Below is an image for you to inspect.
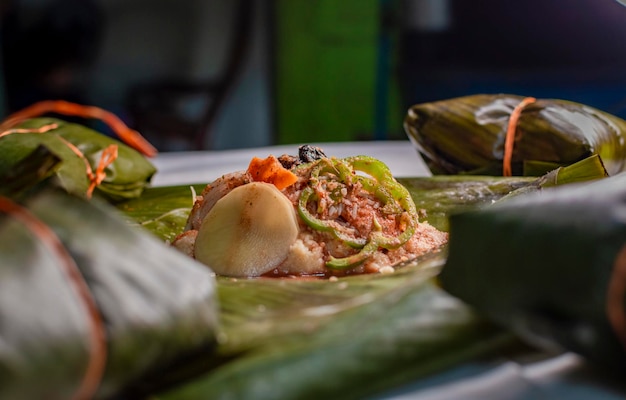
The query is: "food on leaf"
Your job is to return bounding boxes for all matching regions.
[404,94,626,176]
[172,145,448,277]
[117,164,614,399]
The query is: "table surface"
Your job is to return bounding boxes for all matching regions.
[150,141,626,400]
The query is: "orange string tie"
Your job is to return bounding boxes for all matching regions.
[87,145,119,198]
[0,100,157,157]
[0,196,107,400]
[503,97,536,177]
[0,123,59,138]
[51,136,115,199]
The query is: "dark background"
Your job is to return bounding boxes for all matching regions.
[400,0,626,111]
[2,0,626,151]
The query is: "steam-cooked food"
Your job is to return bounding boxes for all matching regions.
[404,94,626,176]
[0,101,158,201]
[172,146,448,277]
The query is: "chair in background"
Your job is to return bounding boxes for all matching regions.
[127,0,253,151]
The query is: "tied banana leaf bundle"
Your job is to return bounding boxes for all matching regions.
[0,187,218,400]
[439,172,626,370]
[0,101,158,202]
[404,94,626,176]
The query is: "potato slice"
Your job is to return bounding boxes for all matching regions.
[194,182,299,277]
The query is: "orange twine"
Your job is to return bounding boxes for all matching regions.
[503,97,536,176]
[0,196,107,400]
[87,145,118,198]
[0,123,59,138]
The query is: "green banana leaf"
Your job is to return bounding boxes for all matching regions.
[0,118,157,201]
[440,172,626,370]
[160,271,515,400]
[0,144,61,199]
[404,94,626,176]
[0,188,218,400]
[116,176,557,399]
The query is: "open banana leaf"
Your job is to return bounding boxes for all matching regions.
[0,118,157,201]
[112,150,612,399]
[404,94,626,176]
[115,175,583,400]
[0,188,217,400]
[440,172,626,370]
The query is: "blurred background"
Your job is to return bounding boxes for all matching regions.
[1,0,626,151]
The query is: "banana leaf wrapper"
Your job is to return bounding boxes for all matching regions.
[0,189,218,400]
[404,94,626,176]
[116,177,556,400]
[439,172,626,370]
[0,118,157,201]
[0,144,62,199]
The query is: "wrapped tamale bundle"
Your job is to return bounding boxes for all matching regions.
[0,115,157,202]
[0,188,218,400]
[404,94,626,176]
[439,172,626,369]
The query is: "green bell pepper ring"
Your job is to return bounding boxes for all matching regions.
[297,156,418,269]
